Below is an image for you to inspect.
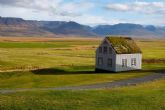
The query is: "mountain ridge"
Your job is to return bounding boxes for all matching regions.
[0,17,164,38]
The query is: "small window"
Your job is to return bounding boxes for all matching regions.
[131,58,136,66]
[98,57,103,65]
[107,58,112,67]
[103,46,107,54]
[109,47,112,54]
[99,47,102,53]
[122,59,127,67]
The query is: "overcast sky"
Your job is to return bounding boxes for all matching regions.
[0,0,165,26]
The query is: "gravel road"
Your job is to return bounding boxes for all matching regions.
[0,72,164,94]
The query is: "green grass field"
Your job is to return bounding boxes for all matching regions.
[0,38,165,110]
[0,79,164,110]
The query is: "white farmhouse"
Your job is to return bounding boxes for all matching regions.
[95,36,142,72]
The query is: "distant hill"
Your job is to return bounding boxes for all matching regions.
[93,23,165,38]
[40,21,96,36]
[0,17,54,37]
[0,16,165,38]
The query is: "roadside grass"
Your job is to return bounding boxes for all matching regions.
[0,63,164,89]
[0,79,164,110]
[0,70,151,89]
[0,38,164,89]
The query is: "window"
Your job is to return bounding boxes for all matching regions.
[98,57,103,65]
[131,58,136,66]
[103,46,107,54]
[107,58,112,67]
[109,47,112,54]
[99,47,102,53]
[122,59,127,67]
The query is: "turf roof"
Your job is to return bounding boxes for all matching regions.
[106,36,142,54]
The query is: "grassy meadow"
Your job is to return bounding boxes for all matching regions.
[0,79,164,110]
[0,37,165,110]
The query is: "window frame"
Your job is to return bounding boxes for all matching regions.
[122,59,127,67]
[131,58,136,66]
[99,47,102,53]
[109,47,112,54]
[103,46,108,54]
[107,58,112,67]
[98,57,103,65]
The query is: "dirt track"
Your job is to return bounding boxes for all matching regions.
[0,72,164,94]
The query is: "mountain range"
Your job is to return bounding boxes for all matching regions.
[0,16,165,38]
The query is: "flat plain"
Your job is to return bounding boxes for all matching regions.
[0,37,164,110]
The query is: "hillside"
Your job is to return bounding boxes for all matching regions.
[0,17,165,38]
[40,21,96,36]
[0,17,96,37]
[0,17,54,37]
[93,23,165,38]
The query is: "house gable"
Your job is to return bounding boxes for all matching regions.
[97,38,116,55]
[96,38,116,71]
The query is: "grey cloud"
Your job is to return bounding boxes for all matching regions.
[105,2,165,14]
[0,0,46,10]
[0,0,32,7]
[59,11,81,17]
[0,0,18,4]
[0,0,81,17]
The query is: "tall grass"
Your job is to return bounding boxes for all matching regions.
[0,79,164,110]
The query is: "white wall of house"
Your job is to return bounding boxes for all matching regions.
[115,53,142,72]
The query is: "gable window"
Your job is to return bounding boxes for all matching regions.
[122,59,127,67]
[99,47,102,53]
[109,47,112,54]
[103,46,107,54]
[107,58,112,67]
[131,58,136,66]
[98,57,103,65]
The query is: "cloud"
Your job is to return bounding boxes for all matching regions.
[0,0,102,25]
[57,2,94,17]
[0,0,93,17]
[0,0,164,26]
[0,0,62,9]
[105,1,165,14]
[58,14,127,26]
[105,4,129,12]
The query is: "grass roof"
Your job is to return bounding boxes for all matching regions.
[106,36,142,54]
